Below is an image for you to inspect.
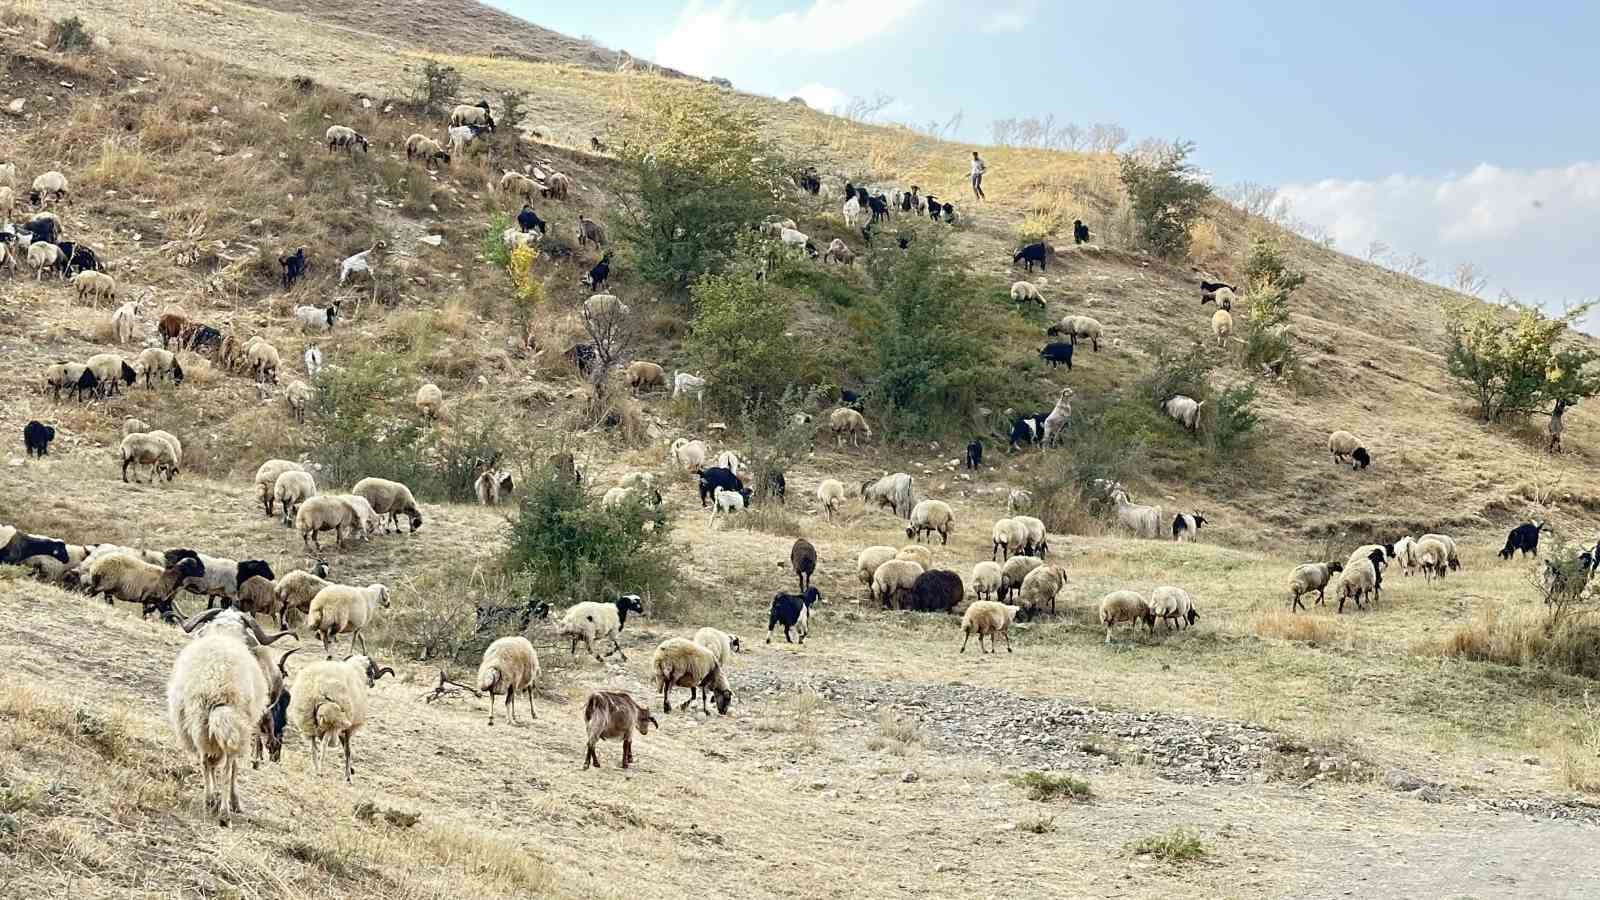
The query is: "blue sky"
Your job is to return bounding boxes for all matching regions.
[489,0,1599,310]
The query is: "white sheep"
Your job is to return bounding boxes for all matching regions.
[1010,281,1044,307]
[73,270,116,304]
[253,460,304,517]
[906,499,955,545]
[1162,395,1204,432]
[285,379,312,424]
[287,654,394,783]
[294,495,360,551]
[405,133,450,164]
[1392,536,1420,576]
[693,626,742,668]
[1013,515,1049,556]
[1007,489,1032,513]
[273,568,332,629]
[990,517,1025,561]
[672,371,707,403]
[450,103,495,129]
[133,348,179,388]
[997,555,1043,603]
[1099,590,1155,642]
[816,478,847,522]
[896,544,934,570]
[1339,558,1378,610]
[860,472,914,518]
[624,360,666,395]
[478,636,541,726]
[293,303,338,333]
[247,340,281,384]
[669,438,709,472]
[1287,561,1344,611]
[31,170,69,203]
[28,241,62,280]
[1149,586,1198,631]
[856,546,899,598]
[1418,533,1460,571]
[119,433,179,483]
[330,493,381,539]
[1328,430,1363,465]
[584,293,629,319]
[415,382,444,419]
[1414,536,1451,584]
[324,125,369,154]
[961,600,1022,653]
[86,352,136,397]
[87,552,201,618]
[1211,308,1233,346]
[1067,316,1104,352]
[352,476,424,533]
[1017,564,1068,618]
[1112,490,1162,539]
[970,561,1002,602]
[306,583,390,657]
[651,638,733,716]
[500,170,538,199]
[714,449,743,476]
[872,559,924,609]
[557,595,644,662]
[829,407,872,448]
[273,469,318,526]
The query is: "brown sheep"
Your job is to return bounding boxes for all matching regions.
[624,361,666,396]
[582,690,656,770]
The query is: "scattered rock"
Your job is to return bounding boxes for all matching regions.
[419,234,443,247]
[4,98,25,116]
[901,770,919,783]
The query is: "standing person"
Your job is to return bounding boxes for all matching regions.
[970,151,987,200]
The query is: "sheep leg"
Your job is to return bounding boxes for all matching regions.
[355,632,368,655]
[584,739,599,770]
[340,733,353,784]
[525,687,537,720]
[621,735,633,769]
[226,755,241,816]
[681,688,696,711]
[1002,629,1012,653]
[506,690,519,725]
[661,681,672,714]
[487,689,498,726]
[610,635,626,661]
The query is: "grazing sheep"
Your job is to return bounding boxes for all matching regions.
[120,433,180,483]
[907,569,964,613]
[1162,395,1204,432]
[1418,533,1460,571]
[135,348,184,387]
[88,553,203,619]
[306,583,390,657]
[287,654,394,783]
[478,636,541,726]
[542,171,572,200]
[1010,281,1044,307]
[253,645,299,768]
[253,460,304,517]
[293,304,338,333]
[450,102,496,130]
[824,238,854,265]
[816,479,847,522]
[273,469,318,526]
[971,561,1002,602]
[860,472,914,518]
[582,691,656,770]
[1414,537,1451,583]
[693,627,742,668]
[1172,513,1206,542]
[673,371,707,403]
[997,555,1044,603]
[475,468,517,506]
[161,550,272,611]
[1112,491,1163,539]
[352,477,424,533]
[1063,316,1104,352]
[872,559,924,609]
[767,586,820,644]
[404,134,450,165]
[829,408,872,447]
[1338,558,1378,610]
[625,361,666,395]
[652,638,733,716]
[1327,430,1363,465]
[30,170,69,204]
[272,568,331,629]
[246,340,281,384]
[285,379,312,424]
[44,361,98,402]
[855,546,898,598]
[557,595,645,662]
[1099,590,1155,642]
[906,499,955,545]
[1149,586,1199,631]
[85,352,138,398]
[1013,515,1049,557]
[415,383,444,419]
[23,420,55,457]
[791,538,817,591]
[1211,309,1233,346]
[500,170,539,199]
[294,495,360,551]
[28,241,63,280]
[990,517,1026,562]
[72,270,116,304]
[1287,561,1345,611]
[961,600,1022,653]
[325,125,370,155]
[1016,564,1068,618]
[1499,522,1548,560]
[167,608,288,825]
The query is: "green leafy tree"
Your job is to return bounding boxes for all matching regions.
[1444,299,1600,422]
[1239,238,1307,375]
[1118,140,1212,259]
[685,273,800,422]
[409,60,461,115]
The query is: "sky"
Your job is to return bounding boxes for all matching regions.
[488,0,1599,313]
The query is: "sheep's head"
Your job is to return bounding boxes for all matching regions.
[712,688,733,716]
[371,585,391,609]
[619,593,645,616]
[635,708,658,735]
[1185,608,1200,626]
[310,558,330,578]
[728,636,743,654]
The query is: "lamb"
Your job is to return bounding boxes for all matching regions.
[1338,558,1378,610]
[856,546,898,598]
[1211,309,1233,346]
[88,553,204,619]
[253,460,304,517]
[1499,522,1548,560]
[673,371,707,403]
[651,638,733,716]
[352,476,424,532]
[1016,564,1068,618]
[1010,281,1044,308]
[30,170,69,204]
[294,495,360,551]
[415,382,444,419]
[1013,242,1054,272]
[134,348,184,388]
[961,600,1022,653]
[23,420,55,457]
[709,486,749,520]
[1112,490,1163,539]
[1172,513,1206,542]
[287,654,394,783]
[624,360,666,395]
[872,559,924,609]
[860,472,914,518]
[325,125,370,155]
[996,555,1043,603]
[823,238,854,265]
[306,583,390,657]
[1327,431,1368,467]
[791,538,817,591]
[272,568,331,629]
[120,432,180,483]
[44,362,98,402]
[557,594,645,662]
[906,569,964,613]
[829,408,872,447]
[85,352,138,398]
[576,215,607,248]
[1149,586,1199,631]
[478,636,541,726]
[273,469,318,526]
[901,499,952,545]
[1162,395,1204,432]
[72,270,116,304]
[1287,561,1344,611]
[582,691,656,770]
[767,587,820,644]
[167,608,289,825]
[449,102,496,130]
[246,340,281,384]
[293,303,338,333]
[285,379,312,424]
[28,241,63,280]
[1098,590,1156,642]
[970,561,1002,602]
[404,133,450,165]
[1013,515,1049,556]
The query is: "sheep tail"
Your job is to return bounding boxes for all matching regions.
[206,704,252,754]
[313,694,350,732]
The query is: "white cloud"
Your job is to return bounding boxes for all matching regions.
[655,0,927,78]
[1275,162,1600,314]
[787,83,850,113]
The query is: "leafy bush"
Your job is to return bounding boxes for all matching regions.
[1126,828,1208,865]
[685,273,801,423]
[482,213,511,269]
[409,60,461,114]
[1118,140,1212,259]
[1010,771,1092,802]
[1027,396,1150,533]
[1208,383,1260,454]
[1443,298,1600,422]
[502,464,678,610]
[1140,342,1216,410]
[507,245,545,304]
[1239,239,1306,376]
[50,16,91,52]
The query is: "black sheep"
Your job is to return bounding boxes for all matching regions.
[582,251,612,291]
[697,466,746,508]
[906,569,963,613]
[279,247,308,290]
[1073,219,1090,244]
[71,367,100,402]
[1039,342,1074,370]
[965,439,983,470]
[23,420,55,457]
[1499,523,1547,560]
[0,532,69,566]
[766,586,820,644]
[516,204,546,235]
[790,538,816,591]
[1014,242,1052,272]
[1351,447,1372,470]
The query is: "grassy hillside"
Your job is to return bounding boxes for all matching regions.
[3,3,1600,897]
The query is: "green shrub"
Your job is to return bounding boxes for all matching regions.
[685,273,802,424]
[502,465,678,610]
[1443,298,1600,423]
[482,212,511,270]
[1126,828,1208,865]
[1239,239,1306,377]
[1009,771,1092,802]
[1028,395,1150,533]
[1208,383,1260,454]
[409,60,461,114]
[50,16,91,52]
[1118,141,1212,260]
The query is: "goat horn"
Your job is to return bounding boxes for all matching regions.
[247,616,296,646]
[375,666,395,680]
[179,607,221,633]
[276,647,301,678]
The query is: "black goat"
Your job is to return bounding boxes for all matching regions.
[965,439,983,470]
[517,204,547,235]
[1039,342,1074,370]
[698,466,746,508]
[1073,219,1090,244]
[23,420,55,457]
[767,587,819,644]
[279,247,307,290]
[1014,242,1053,272]
[1008,413,1047,451]
[868,193,890,223]
[582,251,612,291]
[1499,522,1548,560]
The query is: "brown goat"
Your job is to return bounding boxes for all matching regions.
[158,312,187,348]
[583,691,656,770]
